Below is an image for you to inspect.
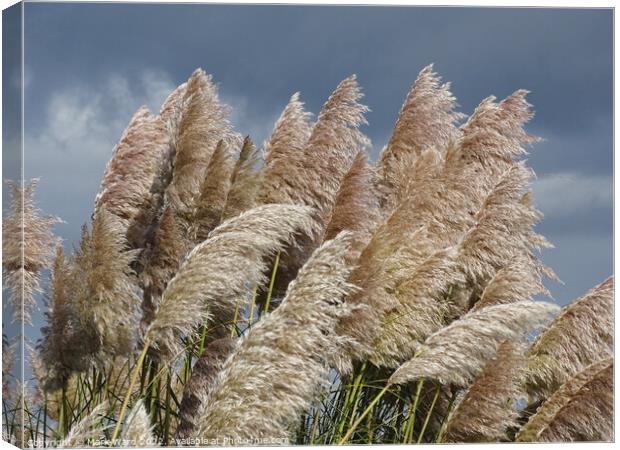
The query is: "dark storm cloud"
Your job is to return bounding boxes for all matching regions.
[16,3,613,310]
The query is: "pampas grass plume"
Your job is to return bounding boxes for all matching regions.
[195,232,357,442]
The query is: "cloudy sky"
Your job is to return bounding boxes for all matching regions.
[3,3,613,340]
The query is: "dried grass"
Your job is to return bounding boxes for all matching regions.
[221,137,262,221]
[389,301,559,387]
[443,342,525,442]
[94,107,171,248]
[2,180,60,324]
[195,233,357,443]
[517,358,613,442]
[524,277,614,401]
[145,204,317,358]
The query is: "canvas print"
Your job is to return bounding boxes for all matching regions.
[1,2,614,447]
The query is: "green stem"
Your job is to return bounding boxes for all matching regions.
[230,297,241,338]
[111,339,150,442]
[435,390,458,443]
[58,388,66,437]
[347,363,368,427]
[162,372,172,445]
[404,379,425,443]
[338,384,390,445]
[416,385,441,443]
[264,251,280,313]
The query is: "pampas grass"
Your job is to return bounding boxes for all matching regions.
[221,137,261,221]
[378,64,464,207]
[58,402,109,448]
[72,207,141,361]
[175,337,236,440]
[389,301,559,387]
[442,342,525,442]
[526,360,613,442]
[3,180,60,324]
[5,66,612,447]
[166,69,240,215]
[38,246,74,391]
[94,107,171,248]
[195,233,357,443]
[145,204,317,358]
[189,140,234,242]
[523,277,614,401]
[259,92,313,206]
[323,151,382,258]
[121,401,156,447]
[517,358,613,442]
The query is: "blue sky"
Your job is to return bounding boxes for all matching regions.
[3,4,614,343]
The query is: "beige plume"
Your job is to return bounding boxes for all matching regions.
[260,92,313,206]
[189,140,235,242]
[94,107,171,248]
[72,208,141,362]
[443,342,525,442]
[59,402,110,448]
[120,400,156,447]
[524,277,614,401]
[222,136,262,221]
[379,64,464,205]
[517,358,613,442]
[528,360,613,442]
[145,204,317,358]
[2,180,60,325]
[166,69,240,215]
[195,232,357,443]
[38,246,75,391]
[389,301,559,387]
[323,151,382,259]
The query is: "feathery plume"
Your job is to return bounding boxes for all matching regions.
[72,208,140,361]
[222,136,262,221]
[259,92,313,206]
[528,361,613,442]
[195,233,357,442]
[523,277,614,401]
[258,77,370,298]
[447,90,539,199]
[59,402,109,448]
[121,400,156,447]
[166,69,240,215]
[2,180,60,324]
[323,151,382,258]
[378,64,464,203]
[145,204,317,358]
[94,107,171,248]
[457,163,546,286]
[2,335,16,399]
[335,222,438,371]
[370,246,468,367]
[300,75,370,217]
[139,206,188,327]
[389,301,559,387]
[263,92,313,167]
[175,337,236,440]
[38,246,75,391]
[472,259,549,311]
[443,342,526,442]
[159,81,188,131]
[189,140,235,242]
[517,358,612,442]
